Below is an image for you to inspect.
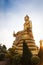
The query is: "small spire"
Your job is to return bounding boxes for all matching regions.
[40,40,43,48]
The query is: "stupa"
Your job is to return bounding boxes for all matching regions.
[13,15,39,55]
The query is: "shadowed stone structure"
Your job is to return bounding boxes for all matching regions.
[39,40,43,65]
[13,15,39,55]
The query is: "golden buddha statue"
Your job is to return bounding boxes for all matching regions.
[13,15,39,55]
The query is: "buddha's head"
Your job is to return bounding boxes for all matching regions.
[24,15,29,21]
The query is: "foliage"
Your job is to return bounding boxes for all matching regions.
[0,44,7,61]
[31,56,40,65]
[2,45,7,53]
[0,53,5,61]
[21,40,32,65]
[0,44,7,53]
[12,54,22,65]
[6,47,22,65]
[2,45,6,49]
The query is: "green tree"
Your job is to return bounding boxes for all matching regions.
[12,54,22,65]
[0,53,5,61]
[0,44,2,53]
[1,45,7,53]
[7,47,22,65]
[0,44,7,61]
[21,40,32,65]
[31,56,40,65]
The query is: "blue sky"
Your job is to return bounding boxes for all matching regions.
[0,0,43,48]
